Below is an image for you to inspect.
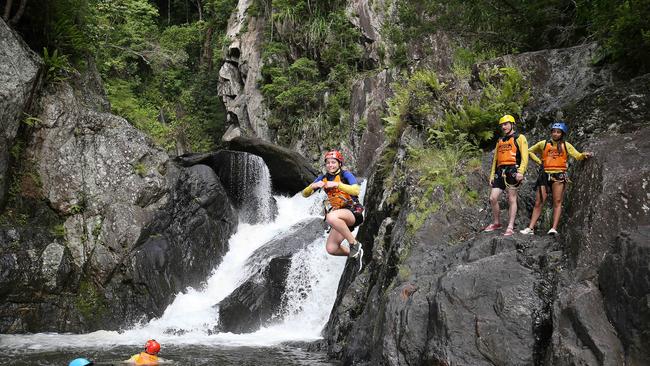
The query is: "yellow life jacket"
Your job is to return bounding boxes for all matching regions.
[496,134,520,167]
[130,352,158,365]
[542,140,568,171]
[323,172,355,210]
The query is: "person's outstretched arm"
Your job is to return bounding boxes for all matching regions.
[565,141,592,160]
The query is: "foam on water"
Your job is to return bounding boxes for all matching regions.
[0,181,366,351]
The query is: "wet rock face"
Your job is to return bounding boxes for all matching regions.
[326,186,560,365]
[217,256,291,334]
[217,218,324,333]
[563,126,650,279]
[350,70,393,176]
[565,73,650,145]
[550,281,624,366]
[124,164,238,319]
[0,19,41,208]
[599,229,650,365]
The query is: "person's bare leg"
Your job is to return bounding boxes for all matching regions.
[527,187,548,229]
[326,209,357,244]
[506,187,518,230]
[489,188,503,225]
[325,229,348,256]
[550,182,566,230]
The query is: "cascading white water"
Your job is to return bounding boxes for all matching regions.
[221,152,274,224]
[0,179,366,350]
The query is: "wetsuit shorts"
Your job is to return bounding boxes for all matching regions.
[534,171,568,190]
[492,165,520,190]
[346,205,364,231]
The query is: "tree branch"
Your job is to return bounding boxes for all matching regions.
[107,44,151,65]
[9,0,27,25]
[3,0,14,21]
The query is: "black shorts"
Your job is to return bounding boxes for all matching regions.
[346,206,364,231]
[492,165,520,190]
[535,171,568,191]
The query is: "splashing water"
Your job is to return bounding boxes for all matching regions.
[0,179,366,353]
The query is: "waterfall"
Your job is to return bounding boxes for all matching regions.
[0,167,365,351]
[219,151,274,224]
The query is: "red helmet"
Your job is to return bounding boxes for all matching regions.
[144,339,160,355]
[324,150,344,164]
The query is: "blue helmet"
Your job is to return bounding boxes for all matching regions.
[551,121,568,134]
[69,358,93,366]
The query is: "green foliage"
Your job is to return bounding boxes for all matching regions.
[258,0,364,141]
[22,114,43,128]
[429,67,529,147]
[382,70,443,144]
[133,162,147,177]
[452,46,498,78]
[262,57,326,114]
[206,0,240,29]
[105,78,174,149]
[88,0,160,76]
[51,224,66,238]
[581,0,650,72]
[406,138,480,233]
[42,48,73,84]
[76,279,108,322]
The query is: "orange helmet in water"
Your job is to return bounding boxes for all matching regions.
[324,150,344,164]
[144,339,160,355]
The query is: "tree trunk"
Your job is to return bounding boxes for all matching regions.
[200,25,214,72]
[3,0,14,21]
[195,0,202,21]
[167,0,171,24]
[9,0,27,25]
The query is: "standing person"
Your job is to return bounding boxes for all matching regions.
[520,122,592,235]
[302,150,364,266]
[126,339,160,365]
[484,114,530,236]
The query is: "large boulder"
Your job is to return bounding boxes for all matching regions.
[217,218,324,333]
[227,136,319,194]
[549,281,624,366]
[122,164,238,319]
[0,19,41,208]
[177,150,278,223]
[0,80,238,332]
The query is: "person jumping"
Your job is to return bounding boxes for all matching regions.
[302,150,364,267]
